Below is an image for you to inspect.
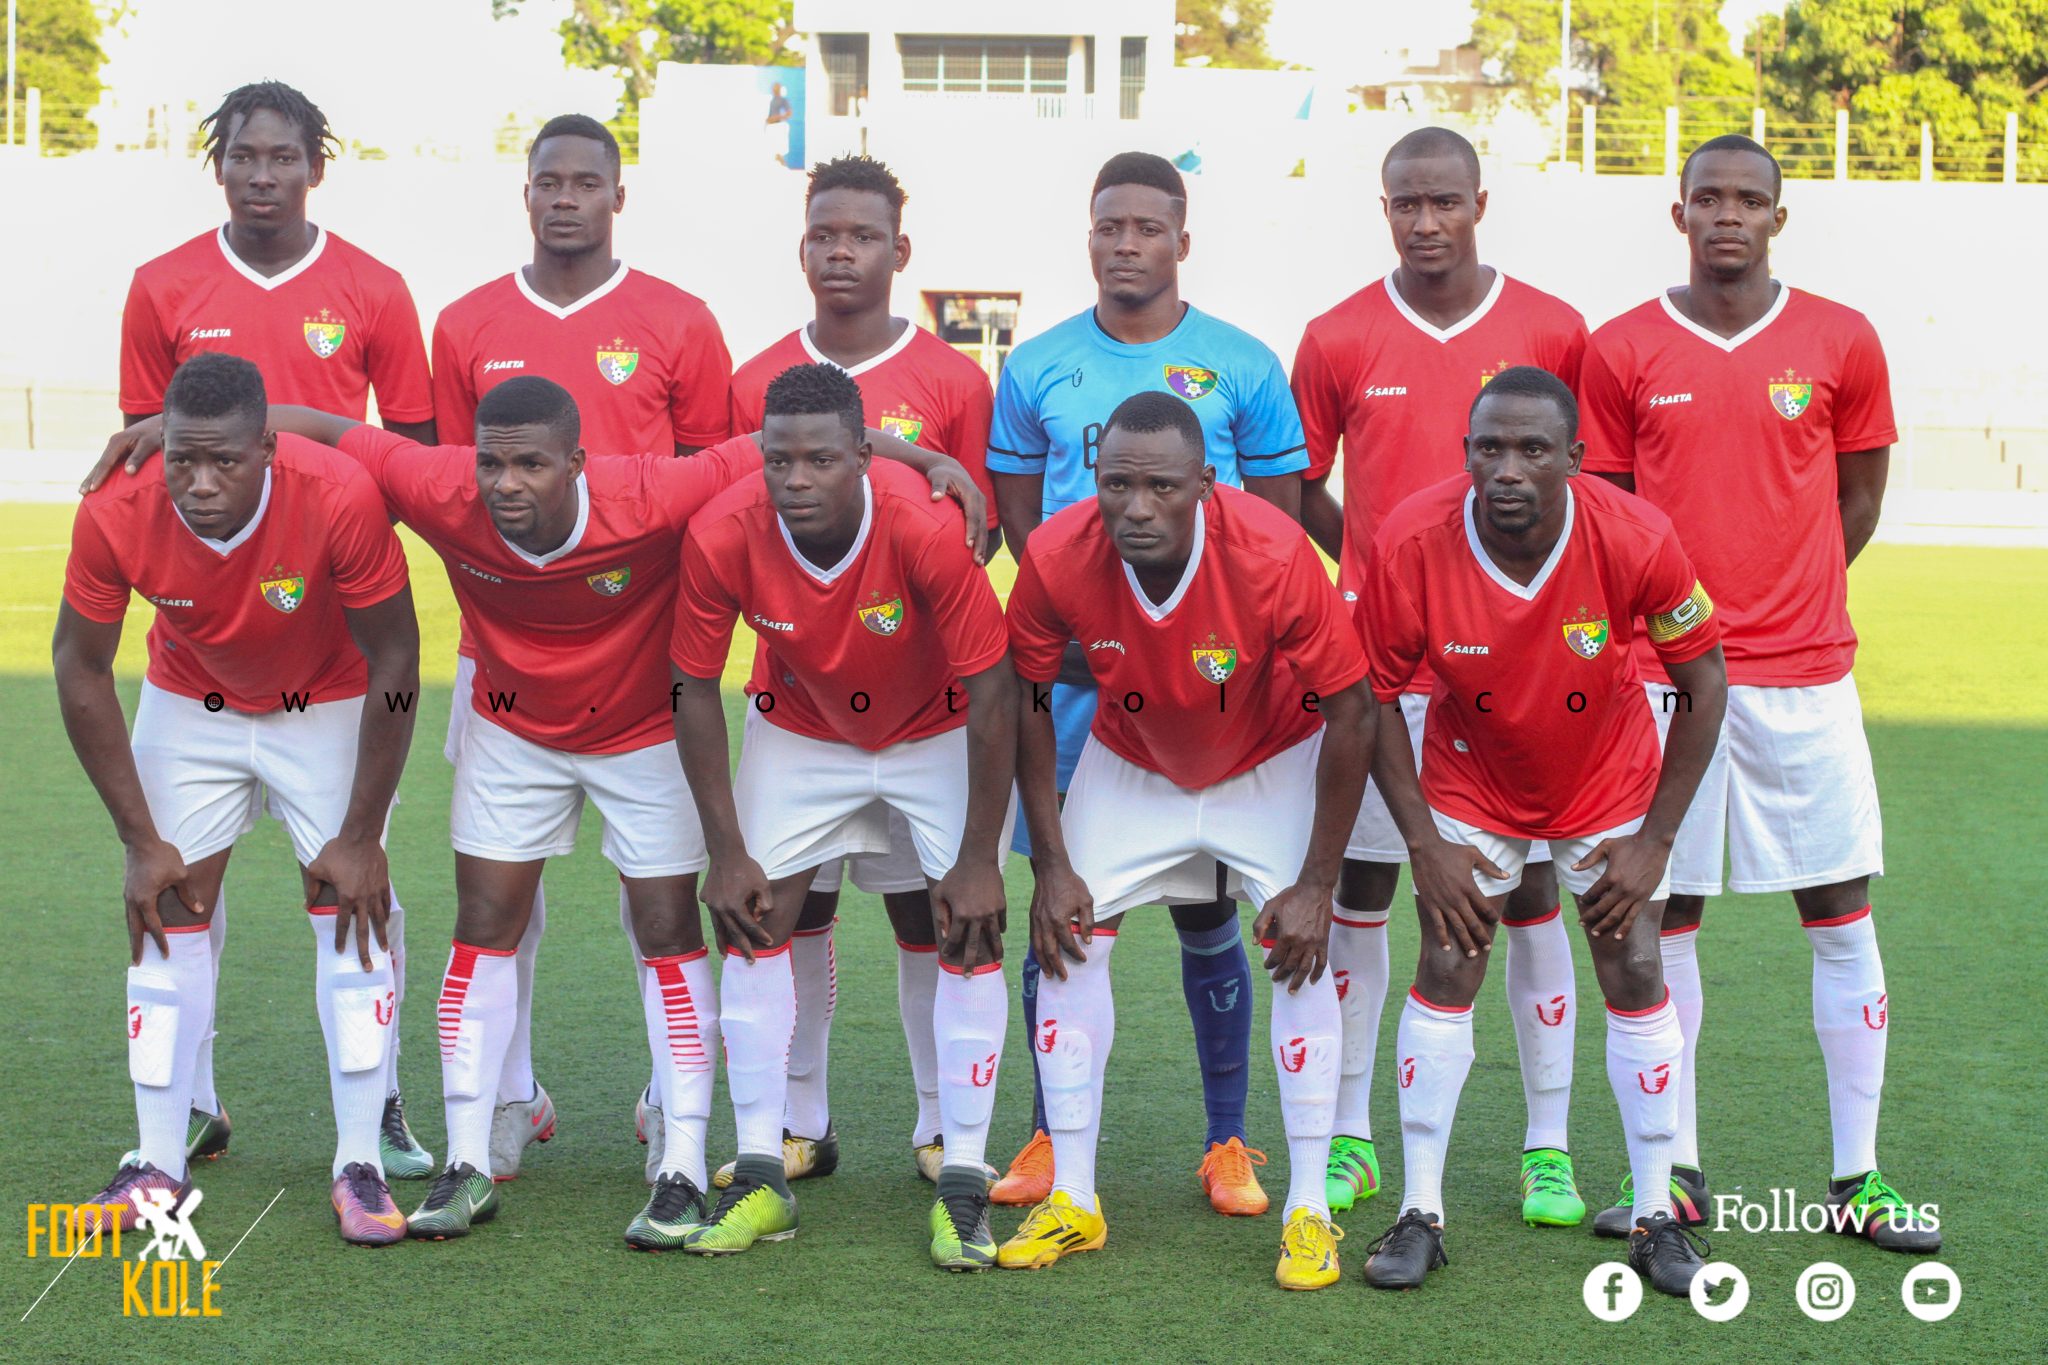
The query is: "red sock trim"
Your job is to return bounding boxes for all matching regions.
[305,901,338,917]
[162,922,212,935]
[1803,904,1872,929]
[723,941,793,959]
[640,948,709,967]
[1407,986,1472,1016]
[1606,989,1672,1018]
[1088,927,1119,939]
[938,959,1005,976]
[895,939,938,953]
[449,939,515,956]
[1332,913,1388,929]
[1500,905,1562,928]
[792,920,837,938]
[1659,922,1701,938]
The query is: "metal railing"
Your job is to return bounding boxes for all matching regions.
[1580,104,2040,183]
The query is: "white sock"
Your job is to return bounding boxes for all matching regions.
[310,911,395,1178]
[129,927,215,1181]
[720,947,797,1158]
[935,961,1008,1171]
[382,890,407,1100]
[622,885,659,1106]
[1503,904,1575,1152]
[191,889,225,1116]
[1660,925,1703,1169]
[641,950,718,1189]
[1329,903,1389,1141]
[1606,995,1683,1221]
[1395,990,1474,1220]
[1040,931,1118,1205]
[785,920,838,1140]
[1269,967,1340,1217]
[897,942,942,1146]
[1806,908,1887,1178]
[437,942,517,1172]
[496,882,544,1105]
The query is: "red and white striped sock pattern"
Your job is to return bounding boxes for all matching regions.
[784,920,838,1140]
[896,941,942,1147]
[1329,901,1389,1141]
[1395,989,1475,1221]
[642,950,717,1188]
[934,958,1007,1171]
[1659,923,1703,1168]
[437,940,515,1172]
[1503,905,1576,1153]
[1805,907,1887,1178]
[720,946,796,1159]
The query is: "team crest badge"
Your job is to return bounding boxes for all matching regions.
[1479,358,1513,387]
[1769,368,1813,420]
[586,568,631,597]
[1562,618,1610,660]
[1164,365,1218,401]
[597,339,640,386]
[858,593,905,635]
[1191,633,1238,683]
[260,572,307,613]
[303,310,345,360]
[880,411,925,444]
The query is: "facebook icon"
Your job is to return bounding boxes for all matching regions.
[1583,1262,1643,1321]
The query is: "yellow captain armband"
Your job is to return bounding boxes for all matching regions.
[1647,582,1714,643]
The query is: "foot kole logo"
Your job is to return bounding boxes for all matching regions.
[586,567,631,597]
[1863,993,1888,1029]
[1035,1020,1058,1054]
[857,592,905,636]
[1279,1037,1308,1073]
[259,568,307,614]
[1769,368,1814,420]
[1637,1062,1671,1094]
[303,308,346,359]
[596,338,640,386]
[1192,632,1237,683]
[1163,364,1218,400]
[1399,1057,1416,1088]
[1536,994,1568,1026]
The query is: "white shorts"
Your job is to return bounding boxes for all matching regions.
[808,807,931,896]
[445,652,477,765]
[450,704,707,878]
[1347,692,1550,867]
[1430,809,1672,903]
[735,711,1012,884]
[132,681,363,866]
[1646,676,1883,896]
[1062,730,1321,919]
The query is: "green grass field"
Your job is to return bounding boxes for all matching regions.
[1,502,2042,1362]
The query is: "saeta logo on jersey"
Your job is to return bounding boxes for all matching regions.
[857,591,905,636]
[303,308,346,359]
[1769,367,1815,420]
[596,338,640,386]
[1164,365,1218,400]
[586,568,631,597]
[880,406,925,445]
[1191,632,1237,683]
[259,567,307,614]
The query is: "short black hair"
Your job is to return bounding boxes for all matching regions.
[164,353,267,433]
[1382,125,1481,188]
[1681,133,1782,202]
[475,376,581,448]
[1092,151,1187,221]
[1469,366,1579,444]
[1103,390,1206,463]
[807,155,906,230]
[763,363,865,444]
[529,114,621,177]
[200,80,337,171]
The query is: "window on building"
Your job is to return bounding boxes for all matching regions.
[1120,37,1147,120]
[922,291,1022,383]
[820,34,870,116]
[899,37,1070,97]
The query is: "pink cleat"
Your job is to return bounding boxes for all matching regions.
[331,1162,407,1246]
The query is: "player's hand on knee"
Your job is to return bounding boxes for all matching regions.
[84,417,165,494]
[1027,860,1094,980]
[1574,836,1668,939]
[1254,884,1331,992]
[702,856,774,963]
[123,837,197,965]
[309,835,393,969]
[1409,838,1503,959]
[934,860,1007,973]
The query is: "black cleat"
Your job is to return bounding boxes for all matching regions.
[1360,1208,1448,1290]
[1593,1165,1710,1238]
[1827,1171,1942,1253]
[1628,1211,1708,1296]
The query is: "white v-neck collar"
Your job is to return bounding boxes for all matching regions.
[179,468,272,556]
[1383,267,1505,344]
[514,261,629,320]
[497,474,590,567]
[799,319,918,377]
[779,476,873,585]
[1463,485,1574,601]
[1658,281,1790,352]
[216,224,327,291]
[1121,502,1207,621]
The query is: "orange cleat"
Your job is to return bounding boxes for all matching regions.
[1198,1138,1270,1216]
[990,1130,1054,1207]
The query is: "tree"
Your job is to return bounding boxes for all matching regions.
[1176,0,1279,69]
[491,0,797,109]
[10,0,107,152]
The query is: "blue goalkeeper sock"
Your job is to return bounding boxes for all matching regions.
[1178,916,1251,1148]
[1021,943,1048,1135]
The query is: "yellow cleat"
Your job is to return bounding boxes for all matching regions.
[996,1189,1107,1270]
[1198,1137,1271,1216]
[914,1140,997,1188]
[990,1129,1054,1207]
[712,1128,840,1188]
[1275,1207,1344,1291]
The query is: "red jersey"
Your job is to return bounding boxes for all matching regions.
[121,227,432,423]
[1578,287,1895,687]
[1008,486,1367,790]
[338,426,762,753]
[430,264,732,452]
[729,323,998,529]
[63,435,409,713]
[1362,475,1720,839]
[671,461,1008,751]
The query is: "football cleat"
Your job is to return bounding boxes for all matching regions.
[1593,1166,1710,1237]
[682,1170,798,1254]
[929,1172,999,1271]
[1275,1207,1345,1290]
[990,1129,1054,1207]
[74,1161,195,1237]
[1628,1211,1708,1296]
[914,1140,997,1187]
[1325,1135,1380,1213]
[488,1085,556,1181]
[997,1189,1107,1270]
[187,1105,232,1162]
[1361,1208,1448,1290]
[1519,1148,1586,1227]
[635,1090,664,1184]
[1826,1171,1942,1253]
[405,1162,499,1239]
[625,1172,708,1251]
[330,1162,406,1246]
[1198,1137,1270,1216]
[711,1127,839,1188]
[379,1093,435,1181]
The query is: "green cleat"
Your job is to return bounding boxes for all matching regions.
[1519,1149,1586,1227]
[625,1172,708,1251]
[1325,1135,1380,1213]
[380,1093,436,1181]
[187,1105,232,1162]
[406,1162,500,1239]
[1593,1167,1711,1237]
[929,1169,998,1271]
[683,1159,798,1255]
